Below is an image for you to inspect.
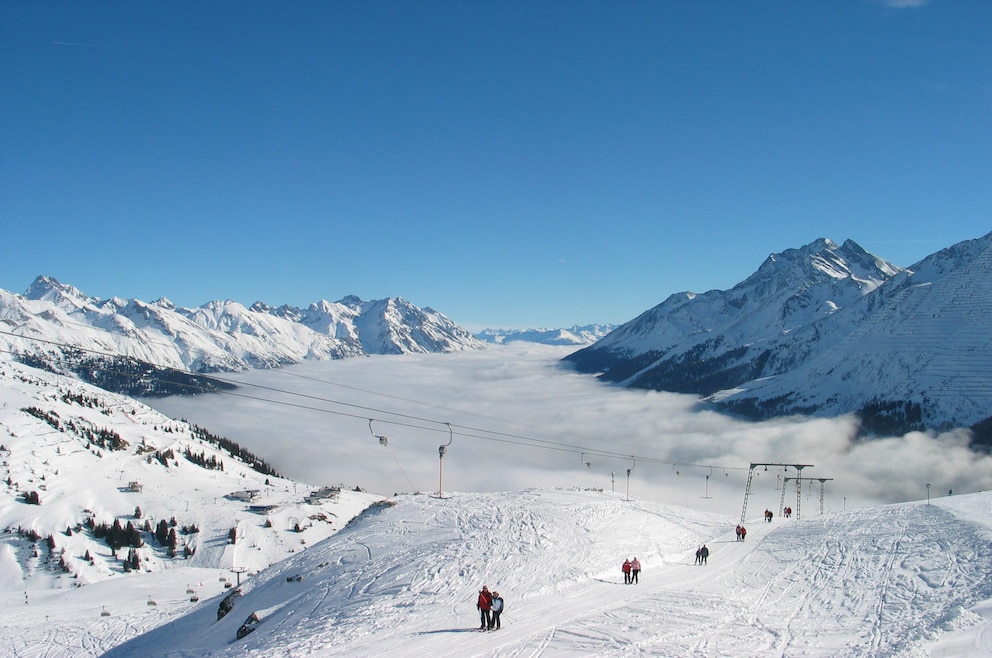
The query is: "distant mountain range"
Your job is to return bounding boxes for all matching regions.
[0,277,485,393]
[475,324,615,346]
[565,233,992,440]
[6,231,991,439]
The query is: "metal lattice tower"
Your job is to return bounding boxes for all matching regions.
[779,475,834,518]
[740,462,814,524]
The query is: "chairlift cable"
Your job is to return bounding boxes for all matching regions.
[0,333,749,474]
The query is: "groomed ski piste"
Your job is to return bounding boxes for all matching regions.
[89,488,992,658]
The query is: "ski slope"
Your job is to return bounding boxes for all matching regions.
[98,489,992,658]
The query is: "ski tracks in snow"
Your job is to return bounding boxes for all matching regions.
[702,504,992,657]
[99,490,992,658]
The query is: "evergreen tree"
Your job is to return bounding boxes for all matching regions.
[106,519,126,551]
[156,519,170,546]
[167,528,178,557]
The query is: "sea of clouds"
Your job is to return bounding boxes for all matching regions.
[148,343,990,519]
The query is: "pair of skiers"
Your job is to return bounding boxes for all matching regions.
[621,557,641,584]
[694,544,709,565]
[764,509,774,522]
[476,585,504,630]
[735,524,747,541]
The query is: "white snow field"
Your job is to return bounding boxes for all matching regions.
[5,345,992,656]
[99,489,992,658]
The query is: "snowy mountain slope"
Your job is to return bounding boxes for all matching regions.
[476,323,616,346]
[0,356,382,654]
[564,233,992,434]
[101,488,992,658]
[0,276,485,378]
[714,233,992,433]
[564,238,900,388]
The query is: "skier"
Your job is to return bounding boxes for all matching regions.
[695,547,702,565]
[622,558,631,584]
[699,544,709,565]
[489,591,504,630]
[477,586,493,630]
[630,557,641,584]
[739,525,746,541]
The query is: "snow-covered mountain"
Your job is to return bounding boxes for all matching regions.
[715,233,992,435]
[0,277,485,383]
[475,323,615,346]
[565,233,992,436]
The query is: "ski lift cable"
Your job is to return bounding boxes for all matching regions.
[0,342,741,472]
[0,333,748,473]
[385,443,419,493]
[0,343,739,471]
[368,419,422,492]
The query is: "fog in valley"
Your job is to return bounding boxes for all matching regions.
[149,344,990,519]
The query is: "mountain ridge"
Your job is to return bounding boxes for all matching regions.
[565,232,992,437]
[1,277,485,382]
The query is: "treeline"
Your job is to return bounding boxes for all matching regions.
[188,424,280,477]
[17,350,237,397]
[21,406,128,451]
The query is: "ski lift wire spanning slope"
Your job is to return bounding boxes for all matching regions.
[436,422,453,498]
[625,456,635,501]
[368,419,417,492]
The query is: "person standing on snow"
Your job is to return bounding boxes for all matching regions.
[622,558,632,584]
[489,591,504,630]
[695,547,702,565]
[477,586,493,630]
[630,557,641,583]
[699,545,709,565]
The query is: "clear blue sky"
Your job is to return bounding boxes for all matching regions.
[2,1,989,330]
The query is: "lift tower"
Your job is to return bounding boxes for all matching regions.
[740,463,813,524]
[779,476,834,518]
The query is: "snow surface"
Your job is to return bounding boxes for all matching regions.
[5,344,992,656]
[0,357,382,656]
[103,489,992,657]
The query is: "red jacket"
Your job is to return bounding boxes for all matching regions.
[478,590,493,610]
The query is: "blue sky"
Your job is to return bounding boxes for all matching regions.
[2,1,989,330]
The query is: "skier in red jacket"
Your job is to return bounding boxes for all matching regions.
[477,585,493,630]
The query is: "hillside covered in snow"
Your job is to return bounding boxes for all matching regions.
[0,357,382,656]
[566,232,992,437]
[104,488,992,658]
[4,339,992,656]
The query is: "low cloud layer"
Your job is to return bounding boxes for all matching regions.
[150,344,992,520]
